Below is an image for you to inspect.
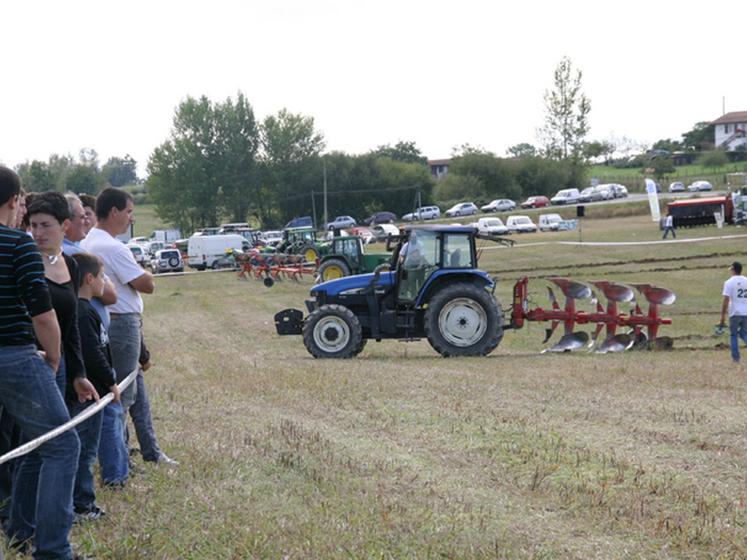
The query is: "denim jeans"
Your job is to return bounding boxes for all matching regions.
[729,315,747,362]
[67,401,103,512]
[98,402,128,485]
[129,369,161,461]
[108,313,142,412]
[0,345,79,560]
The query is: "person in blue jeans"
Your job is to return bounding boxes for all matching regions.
[720,261,747,364]
[0,167,95,559]
[70,252,121,520]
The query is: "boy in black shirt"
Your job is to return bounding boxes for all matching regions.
[71,252,120,521]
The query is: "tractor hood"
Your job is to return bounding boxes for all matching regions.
[312,271,394,297]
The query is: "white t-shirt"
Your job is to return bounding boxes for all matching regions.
[81,227,144,314]
[722,274,747,317]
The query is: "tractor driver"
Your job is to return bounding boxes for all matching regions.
[399,231,427,269]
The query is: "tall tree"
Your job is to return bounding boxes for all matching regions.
[538,57,591,160]
[102,155,138,186]
[681,122,715,151]
[371,141,427,165]
[506,143,538,159]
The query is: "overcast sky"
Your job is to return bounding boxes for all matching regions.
[2,0,745,176]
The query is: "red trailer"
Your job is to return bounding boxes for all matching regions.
[666,196,733,227]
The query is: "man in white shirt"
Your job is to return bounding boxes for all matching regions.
[662,212,675,239]
[720,261,747,363]
[81,188,154,485]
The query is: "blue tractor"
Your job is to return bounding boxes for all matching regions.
[274,225,513,358]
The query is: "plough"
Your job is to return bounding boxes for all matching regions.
[510,276,675,353]
[236,249,317,287]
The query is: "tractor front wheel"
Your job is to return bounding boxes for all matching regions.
[303,304,363,359]
[317,258,351,283]
[300,245,319,263]
[424,282,502,357]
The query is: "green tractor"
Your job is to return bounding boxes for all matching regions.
[316,235,392,282]
[274,226,323,263]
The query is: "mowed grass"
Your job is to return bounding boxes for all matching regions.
[9,217,747,559]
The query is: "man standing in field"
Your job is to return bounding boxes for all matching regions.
[662,212,675,239]
[82,188,155,485]
[720,261,747,364]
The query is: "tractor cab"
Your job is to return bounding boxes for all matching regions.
[315,235,392,282]
[275,226,321,262]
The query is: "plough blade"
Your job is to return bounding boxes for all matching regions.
[543,332,589,353]
[591,281,634,303]
[548,277,592,300]
[597,333,633,353]
[632,284,676,306]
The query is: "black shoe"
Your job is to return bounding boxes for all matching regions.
[74,505,106,523]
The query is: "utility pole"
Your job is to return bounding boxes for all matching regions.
[323,157,328,229]
[311,190,317,230]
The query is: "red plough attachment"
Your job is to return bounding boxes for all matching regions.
[236,250,318,287]
[510,276,675,353]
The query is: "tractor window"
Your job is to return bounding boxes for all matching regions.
[397,230,440,301]
[341,238,361,268]
[443,234,473,268]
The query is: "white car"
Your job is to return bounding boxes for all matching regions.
[445,202,478,217]
[506,215,538,233]
[596,184,615,200]
[260,230,283,247]
[474,217,508,235]
[610,184,629,198]
[538,213,563,232]
[687,180,713,192]
[481,199,516,213]
[127,244,150,267]
[401,206,440,221]
[669,182,685,192]
[550,188,580,205]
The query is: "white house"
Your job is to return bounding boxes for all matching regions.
[712,111,747,151]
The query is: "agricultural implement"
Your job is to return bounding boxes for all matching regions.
[274,225,674,358]
[236,249,317,287]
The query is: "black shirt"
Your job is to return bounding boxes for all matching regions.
[46,254,86,401]
[0,225,53,346]
[77,298,116,397]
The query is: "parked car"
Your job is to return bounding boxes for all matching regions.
[596,184,616,200]
[445,202,478,217]
[551,188,581,205]
[402,205,441,221]
[349,226,377,244]
[538,213,563,231]
[326,215,357,230]
[371,223,400,240]
[687,180,713,192]
[362,211,397,226]
[474,217,509,235]
[151,248,184,274]
[520,195,551,209]
[127,244,150,267]
[480,199,516,213]
[669,182,685,192]
[260,230,283,247]
[284,216,314,229]
[130,236,149,246]
[611,184,629,198]
[578,186,603,203]
[506,215,538,233]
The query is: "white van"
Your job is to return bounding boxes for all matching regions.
[187,234,250,270]
[550,188,580,205]
[506,215,537,233]
[538,213,564,231]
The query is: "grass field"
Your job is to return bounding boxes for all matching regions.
[589,161,747,184]
[8,217,747,559]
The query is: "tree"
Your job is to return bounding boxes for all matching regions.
[147,93,260,232]
[16,160,54,191]
[681,122,714,151]
[260,109,325,225]
[645,158,675,181]
[102,155,138,186]
[652,138,683,152]
[65,164,101,194]
[581,140,614,162]
[538,57,591,160]
[445,152,520,202]
[698,149,728,169]
[506,143,538,159]
[371,141,427,165]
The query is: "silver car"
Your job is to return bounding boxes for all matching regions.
[151,249,184,274]
[445,202,478,217]
[480,199,516,213]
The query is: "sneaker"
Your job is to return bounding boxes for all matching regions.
[156,452,179,466]
[74,505,106,523]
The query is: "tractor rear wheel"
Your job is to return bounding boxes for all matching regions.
[317,258,351,283]
[424,282,503,357]
[303,304,363,359]
[300,245,319,263]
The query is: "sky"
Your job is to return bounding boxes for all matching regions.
[1,0,745,177]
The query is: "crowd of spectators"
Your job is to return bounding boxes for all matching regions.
[0,166,176,560]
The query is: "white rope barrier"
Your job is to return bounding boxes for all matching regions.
[0,368,138,466]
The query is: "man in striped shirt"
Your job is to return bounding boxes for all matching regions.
[0,166,80,559]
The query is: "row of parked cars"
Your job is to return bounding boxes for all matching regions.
[471,213,575,234]
[668,180,713,192]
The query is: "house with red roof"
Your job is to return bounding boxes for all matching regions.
[712,112,747,151]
